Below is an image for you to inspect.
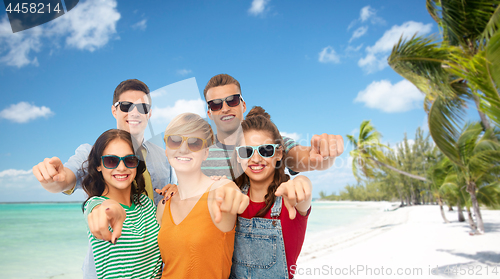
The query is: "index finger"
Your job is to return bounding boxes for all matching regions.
[336,135,344,156]
[318,134,329,158]
[328,136,338,158]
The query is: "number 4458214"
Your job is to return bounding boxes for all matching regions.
[5,3,62,14]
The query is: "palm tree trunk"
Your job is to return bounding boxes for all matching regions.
[457,201,465,222]
[468,181,485,234]
[438,198,450,223]
[466,207,477,231]
[369,157,427,182]
[472,94,491,130]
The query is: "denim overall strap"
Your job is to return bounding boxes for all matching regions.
[270,196,282,218]
[242,184,282,218]
[241,184,249,195]
[230,184,289,279]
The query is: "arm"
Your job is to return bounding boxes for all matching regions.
[32,157,77,193]
[284,134,344,172]
[209,180,249,232]
[85,199,126,243]
[275,175,312,219]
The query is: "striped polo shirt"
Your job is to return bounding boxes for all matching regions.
[201,135,299,179]
[84,194,162,279]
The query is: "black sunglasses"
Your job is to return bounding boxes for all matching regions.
[101,155,139,169]
[114,101,151,114]
[236,144,280,159]
[206,94,243,111]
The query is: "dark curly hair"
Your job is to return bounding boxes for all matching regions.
[233,106,290,217]
[81,129,146,211]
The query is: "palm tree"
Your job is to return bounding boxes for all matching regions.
[388,0,500,133]
[347,120,427,182]
[439,122,500,234]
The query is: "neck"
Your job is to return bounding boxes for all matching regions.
[132,133,144,145]
[104,185,132,207]
[216,126,242,146]
[248,177,273,202]
[175,170,212,200]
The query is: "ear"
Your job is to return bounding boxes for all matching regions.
[276,148,283,161]
[242,100,247,114]
[147,108,152,120]
[97,166,102,172]
[207,108,213,120]
[202,148,209,161]
[112,104,117,119]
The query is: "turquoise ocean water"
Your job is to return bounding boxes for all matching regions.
[0,201,384,279]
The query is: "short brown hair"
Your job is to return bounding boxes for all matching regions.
[203,74,241,100]
[113,79,151,105]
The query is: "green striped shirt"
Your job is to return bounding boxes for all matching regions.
[84,194,162,279]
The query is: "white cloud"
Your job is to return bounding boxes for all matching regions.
[349,26,368,42]
[177,69,192,76]
[0,17,43,67]
[304,155,356,198]
[131,19,147,31]
[358,21,433,73]
[360,6,374,22]
[354,79,424,113]
[318,46,340,64]
[0,102,54,123]
[0,169,32,178]
[281,132,301,141]
[49,0,120,51]
[0,168,86,202]
[348,6,385,31]
[0,0,120,67]
[248,0,270,16]
[151,99,206,124]
[345,44,363,54]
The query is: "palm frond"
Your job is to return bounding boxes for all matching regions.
[479,3,500,48]
[437,0,500,48]
[447,44,500,127]
[428,95,465,165]
[389,35,457,99]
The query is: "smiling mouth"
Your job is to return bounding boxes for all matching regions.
[249,165,265,173]
[176,157,192,162]
[127,119,141,126]
[220,115,235,121]
[113,174,130,181]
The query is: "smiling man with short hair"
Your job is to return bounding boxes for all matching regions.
[201,73,344,179]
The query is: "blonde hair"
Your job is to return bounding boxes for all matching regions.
[164,113,214,146]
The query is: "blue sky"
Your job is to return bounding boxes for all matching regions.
[0,0,452,202]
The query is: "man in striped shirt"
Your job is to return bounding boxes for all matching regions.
[202,74,344,179]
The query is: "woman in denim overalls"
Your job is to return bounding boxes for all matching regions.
[230,107,312,279]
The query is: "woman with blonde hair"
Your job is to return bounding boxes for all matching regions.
[156,113,249,278]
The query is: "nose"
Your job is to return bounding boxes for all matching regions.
[178,140,190,153]
[220,101,231,113]
[128,104,140,116]
[249,149,262,163]
[116,159,127,171]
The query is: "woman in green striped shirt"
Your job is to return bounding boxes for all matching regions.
[82,129,162,279]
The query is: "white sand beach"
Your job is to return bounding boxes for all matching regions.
[296,205,500,278]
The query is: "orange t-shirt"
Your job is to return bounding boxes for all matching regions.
[158,190,235,279]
